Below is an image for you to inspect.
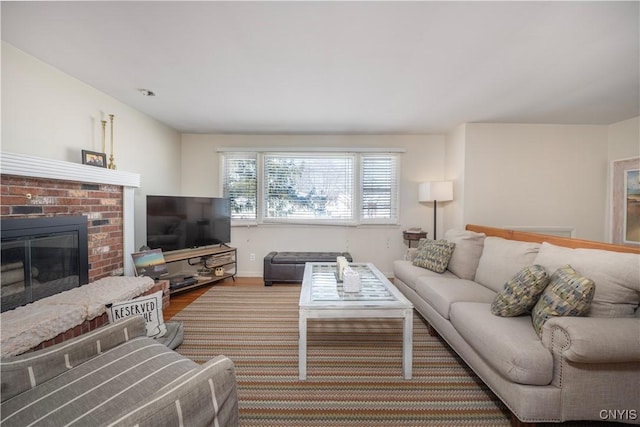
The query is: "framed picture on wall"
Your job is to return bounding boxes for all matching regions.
[81,150,107,168]
[612,157,640,245]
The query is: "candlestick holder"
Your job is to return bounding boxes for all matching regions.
[108,114,116,169]
[101,120,107,153]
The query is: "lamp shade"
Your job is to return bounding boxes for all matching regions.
[418,181,453,202]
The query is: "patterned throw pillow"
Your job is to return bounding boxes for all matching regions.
[491,265,549,317]
[412,239,456,273]
[531,265,595,337]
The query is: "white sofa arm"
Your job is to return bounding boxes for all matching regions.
[542,316,640,364]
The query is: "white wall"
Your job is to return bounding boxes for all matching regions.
[180,134,445,276]
[608,116,640,162]
[462,123,608,241]
[444,123,466,232]
[1,42,183,248]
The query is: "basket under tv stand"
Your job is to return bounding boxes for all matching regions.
[163,245,236,295]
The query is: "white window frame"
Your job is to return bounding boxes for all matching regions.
[220,152,258,223]
[359,153,400,225]
[220,148,402,226]
[261,152,357,226]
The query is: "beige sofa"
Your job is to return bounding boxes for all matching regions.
[393,225,640,425]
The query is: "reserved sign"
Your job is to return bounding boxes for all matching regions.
[106,291,166,338]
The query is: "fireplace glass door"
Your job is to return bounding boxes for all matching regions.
[1,216,89,312]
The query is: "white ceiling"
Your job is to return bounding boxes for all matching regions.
[2,1,639,134]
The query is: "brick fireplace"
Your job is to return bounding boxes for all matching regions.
[0,153,175,348]
[1,175,124,281]
[0,152,140,280]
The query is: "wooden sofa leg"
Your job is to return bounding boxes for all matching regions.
[510,412,536,427]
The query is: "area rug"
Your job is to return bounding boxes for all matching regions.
[170,285,511,426]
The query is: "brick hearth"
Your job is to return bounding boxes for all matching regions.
[1,175,124,281]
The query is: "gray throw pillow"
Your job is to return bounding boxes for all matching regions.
[444,229,485,280]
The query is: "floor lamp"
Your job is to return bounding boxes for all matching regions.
[418,181,453,240]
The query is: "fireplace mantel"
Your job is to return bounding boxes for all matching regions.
[1,151,140,276]
[0,152,140,187]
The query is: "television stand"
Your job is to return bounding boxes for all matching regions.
[162,246,236,295]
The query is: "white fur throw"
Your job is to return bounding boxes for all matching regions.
[1,276,155,358]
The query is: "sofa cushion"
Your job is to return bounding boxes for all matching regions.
[474,237,541,293]
[1,317,149,402]
[412,239,456,273]
[450,302,553,386]
[0,337,198,426]
[393,260,457,290]
[414,278,496,320]
[531,265,595,337]
[444,229,486,280]
[533,242,640,317]
[491,265,549,317]
[156,321,184,350]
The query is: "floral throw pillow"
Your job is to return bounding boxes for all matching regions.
[531,265,595,337]
[491,265,549,317]
[412,239,456,273]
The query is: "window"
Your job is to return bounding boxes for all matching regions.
[263,154,354,223]
[221,153,257,220]
[221,150,400,225]
[360,154,399,223]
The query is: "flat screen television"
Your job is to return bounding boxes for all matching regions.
[146,196,231,253]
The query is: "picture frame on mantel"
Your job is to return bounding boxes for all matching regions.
[612,157,640,245]
[81,150,107,168]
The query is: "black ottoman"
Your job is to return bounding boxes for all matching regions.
[263,251,353,286]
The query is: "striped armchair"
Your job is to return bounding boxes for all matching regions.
[1,316,238,427]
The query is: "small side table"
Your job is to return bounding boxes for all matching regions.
[403,231,427,247]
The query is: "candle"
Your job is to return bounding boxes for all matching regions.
[343,267,361,293]
[109,114,114,156]
[336,256,349,281]
[101,120,107,153]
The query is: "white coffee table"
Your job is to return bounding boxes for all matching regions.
[298,262,414,380]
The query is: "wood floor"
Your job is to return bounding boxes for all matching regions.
[163,276,268,320]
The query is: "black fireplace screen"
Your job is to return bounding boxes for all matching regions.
[1,216,89,312]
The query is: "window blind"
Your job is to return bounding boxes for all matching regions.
[360,154,399,223]
[263,154,355,222]
[221,150,400,225]
[221,153,257,220]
